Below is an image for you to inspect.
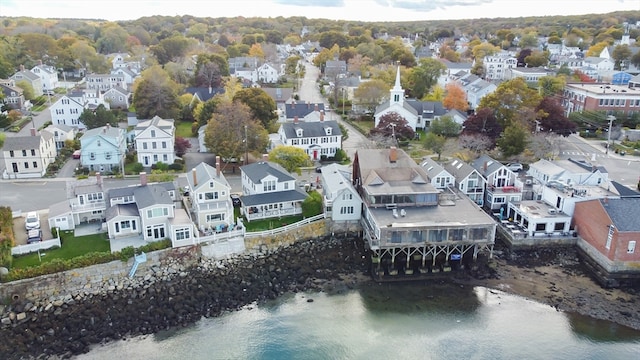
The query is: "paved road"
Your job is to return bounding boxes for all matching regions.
[298,61,374,160]
[557,134,640,190]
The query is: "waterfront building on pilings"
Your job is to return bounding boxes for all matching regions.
[353,147,496,280]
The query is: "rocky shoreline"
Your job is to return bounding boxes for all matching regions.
[1,237,639,359]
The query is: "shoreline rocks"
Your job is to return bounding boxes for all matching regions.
[1,238,638,359]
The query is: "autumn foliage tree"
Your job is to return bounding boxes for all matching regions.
[174,136,192,157]
[461,108,502,146]
[443,83,468,112]
[370,112,415,141]
[133,65,181,119]
[204,101,269,167]
[478,77,541,129]
[535,97,577,137]
[269,145,313,174]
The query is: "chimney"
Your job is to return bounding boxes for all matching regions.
[262,154,269,162]
[20,64,25,71]
[603,196,609,206]
[294,116,299,124]
[483,161,488,172]
[192,168,197,187]
[30,128,37,136]
[389,146,397,163]
[314,103,319,112]
[96,172,102,185]
[209,86,212,94]
[215,156,221,177]
[140,172,147,186]
[307,101,310,109]
[38,59,43,65]
[320,111,324,122]
[292,101,295,109]
[103,126,108,133]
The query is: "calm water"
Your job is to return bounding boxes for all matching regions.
[77,283,640,360]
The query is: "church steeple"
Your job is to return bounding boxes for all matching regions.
[390,63,404,106]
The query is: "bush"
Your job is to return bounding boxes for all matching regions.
[168,163,183,171]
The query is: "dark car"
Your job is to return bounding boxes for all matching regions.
[27,229,42,244]
[230,193,241,207]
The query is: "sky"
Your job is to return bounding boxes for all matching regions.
[0,0,638,22]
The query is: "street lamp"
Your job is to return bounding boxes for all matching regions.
[244,125,249,165]
[606,115,615,154]
[341,88,345,117]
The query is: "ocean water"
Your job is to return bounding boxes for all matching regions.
[77,283,640,360]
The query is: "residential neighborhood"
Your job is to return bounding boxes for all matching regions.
[1,8,640,359]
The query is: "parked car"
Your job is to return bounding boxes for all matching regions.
[27,229,42,244]
[72,150,81,159]
[230,193,241,207]
[25,211,40,230]
[506,163,523,172]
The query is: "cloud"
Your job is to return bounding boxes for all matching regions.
[373,0,494,11]
[274,0,345,7]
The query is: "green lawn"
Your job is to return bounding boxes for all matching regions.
[11,231,111,269]
[242,215,304,232]
[175,121,195,138]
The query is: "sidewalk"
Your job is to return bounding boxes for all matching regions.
[570,134,640,162]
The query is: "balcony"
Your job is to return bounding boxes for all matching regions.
[488,185,521,194]
[70,200,106,212]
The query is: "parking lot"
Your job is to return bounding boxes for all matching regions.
[13,211,53,246]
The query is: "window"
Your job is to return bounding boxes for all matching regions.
[120,221,131,229]
[9,151,14,157]
[163,154,168,162]
[90,152,95,160]
[31,149,35,156]
[204,192,218,200]
[33,161,37,168]
[105,152,112,160]
[22,150,26,156]
[143,142,148,150]
[448,229,465,241]
[263,180,276,192]
[152,142,157,149]
[429,229,447,242]
[147,207,168,218]
[162,141,167,149]
[339,206,354,214]
[206,213,224,222]
[24,162,29,169]
[628,241,636,254]
[342,193,353,200]
[151,130,156,137]
[176,228,191,240]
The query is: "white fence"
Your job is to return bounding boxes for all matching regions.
[12,238,62,256]
[244,213,326,239]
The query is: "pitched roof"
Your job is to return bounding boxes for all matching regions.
[600,197,640,232]
[355,147,436,196]
[107,182,175,211]
[420,157,448,180]
[320,163,353,194]
[241,161,294,183]
[471,155,505,177]
[81,125,124,140]
[2,135,45,151]
[609,181,640,198]
[11,70,40,81]
[280,120,341,139]
[240,188,308,206]
[135,116,174,132]
[444,158,478,180]
[261,87,293,102]
[185,86,225,102]
[187,162,229,191]
[285,102,325,118]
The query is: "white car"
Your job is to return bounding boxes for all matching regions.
[25,212,40,230]
[506,163,523,172]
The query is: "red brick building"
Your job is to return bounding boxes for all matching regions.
[562,82,640,117]
[573,197,640,287]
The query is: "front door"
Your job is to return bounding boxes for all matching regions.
[153,226,165,239]
[313,150,318,160]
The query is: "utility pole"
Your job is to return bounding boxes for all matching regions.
[341,88,345,117]
[244,125,249,165]
[606,115,615,155]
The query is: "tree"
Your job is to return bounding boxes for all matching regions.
[302,191,323,217]
[586,41,609,57]
[443,83,468,112]
[459,134,492,153]
[537,76,565,97]
[429,116,461,137]
[369,112,415,141]
[15,80,35,101]
[194,53,228,88]
[248,43,265,59]
[478,77,541,129]
[354,79,389,114]
[423,132,446,160]
[133,65,181,119]
[193,98,220,128]
[611,45,632,70]
[497,124,529,157]
[0,133,5,148]
[78,105,117,129]
[408,58,446,99]
[423,85,444,101]
[174,136,192,157]
[535,97,577,137]
[233,88,277,131]
[516,48,532,67]
[269,145,313,174]
[524,50,549,68]
[471,42,500,61]
[461,108,502,146]
[151,35,192,64]
[204,101,269,166]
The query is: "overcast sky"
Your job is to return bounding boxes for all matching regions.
[1,0,638,22]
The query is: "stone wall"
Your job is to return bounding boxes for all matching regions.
[0,246,200,305]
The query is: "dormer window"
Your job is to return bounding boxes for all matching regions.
[296,129,303,137]
[325,127,332,135]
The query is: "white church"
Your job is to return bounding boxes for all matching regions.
[374,66,449,132]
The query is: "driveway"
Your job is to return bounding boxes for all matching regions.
[13,210,53,246]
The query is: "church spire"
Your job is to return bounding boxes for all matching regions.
[390,63,404,106]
